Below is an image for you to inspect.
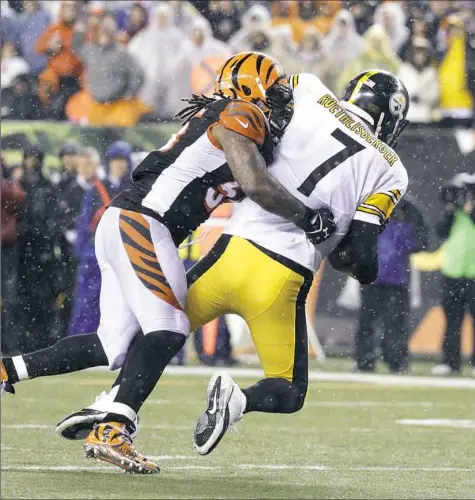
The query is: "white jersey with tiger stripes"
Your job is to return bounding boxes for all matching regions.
[224,72,409,272]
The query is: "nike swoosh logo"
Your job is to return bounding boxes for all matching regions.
[235,117,249,129]
[208,379,220,415]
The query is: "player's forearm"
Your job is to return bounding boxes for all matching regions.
[239,159,307,225]
[221,133,307,225]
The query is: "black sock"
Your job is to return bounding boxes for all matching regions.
[3,333,108,383]
[105,330,186,427]
[242,378,306,414]
[2,357,19,384]
[110,332,144,389]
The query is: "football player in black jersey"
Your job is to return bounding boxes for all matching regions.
[1,52,336,474]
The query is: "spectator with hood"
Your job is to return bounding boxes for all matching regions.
[36,0,83,120]
[128,2,188,120]
[324,10,363,71]
[229,4,272,52]
[398,36,439,123]
[337,24,401,96]
[199,0,242,42]
[1,41,29,91]
[11,0,51,73]
[16,145,61,351]
[73,14,146,126]
[1,157,25,353]
[324,9,363,91]
[373,1,410,55]
[283,26,332,88]
[167,0,202,31]
[344,0,376,35]
[69,141,133,336]
[168,16,231,116]
[118,2,149,44]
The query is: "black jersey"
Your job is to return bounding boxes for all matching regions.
[112,99,274,245]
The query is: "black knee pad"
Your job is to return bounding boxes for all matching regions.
[280,382,306,414]
[145,330,186,353]
[243,377,307,414]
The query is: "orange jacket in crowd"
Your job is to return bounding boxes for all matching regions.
[36,23,83,78]
[272,0,341,41]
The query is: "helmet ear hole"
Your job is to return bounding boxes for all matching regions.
[241,85,252,96]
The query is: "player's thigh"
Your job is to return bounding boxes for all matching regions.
[242,251,312,393]
[95,214,140,370]
[186,235,234,331]
[102,208,190,337]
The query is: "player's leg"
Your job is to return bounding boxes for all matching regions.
[354,284,378,372]
[55,235,232,440]
[382,285,410,373]
[1,333,108,395]
[241,251,312,416]
[85,209,189,473]
[439,277,466,373]
[194,238,312,455]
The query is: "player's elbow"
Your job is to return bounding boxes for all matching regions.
[352,262,379,285]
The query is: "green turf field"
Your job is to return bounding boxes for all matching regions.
[1,367,474,499]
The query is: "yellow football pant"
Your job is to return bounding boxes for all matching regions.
[187,235,312,393]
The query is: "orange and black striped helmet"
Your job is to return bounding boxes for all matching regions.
[214,52,284,111]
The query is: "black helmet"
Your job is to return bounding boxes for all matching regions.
[341,70,409,148]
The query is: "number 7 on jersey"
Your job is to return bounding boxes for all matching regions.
[297,128,365,197]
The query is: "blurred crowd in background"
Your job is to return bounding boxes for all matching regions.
[1,0,475,126]
[1,0,475,375]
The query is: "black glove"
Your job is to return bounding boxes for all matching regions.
[299,207,336,245]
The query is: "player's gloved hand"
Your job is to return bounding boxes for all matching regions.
[299,207,336,245]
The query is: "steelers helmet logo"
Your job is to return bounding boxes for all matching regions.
[389,91,407,116]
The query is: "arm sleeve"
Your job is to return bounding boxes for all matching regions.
[72,30,87,60]
[218,101,267,147]
[328,220,379,285]
[36,26,53,54]
[436,210,456,239]
[125,53,144,97]
[354,189,403,227]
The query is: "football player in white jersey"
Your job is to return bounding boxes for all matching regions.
[1,69,409,461]
[188,70,409,455]
[0,53,336,474]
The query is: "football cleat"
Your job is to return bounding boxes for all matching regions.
[56,388,140,440]
[0,359,15,396]
[193,372,246,456]
[84,422,159,474]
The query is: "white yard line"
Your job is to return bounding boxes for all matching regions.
[2,464,473,474]
[398,419,475,429]
[161,366,475,389]
[2,424,53,430]
[87,365,475,388]
[2,424,191,431]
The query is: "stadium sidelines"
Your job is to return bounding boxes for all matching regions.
[158,366,475,389]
